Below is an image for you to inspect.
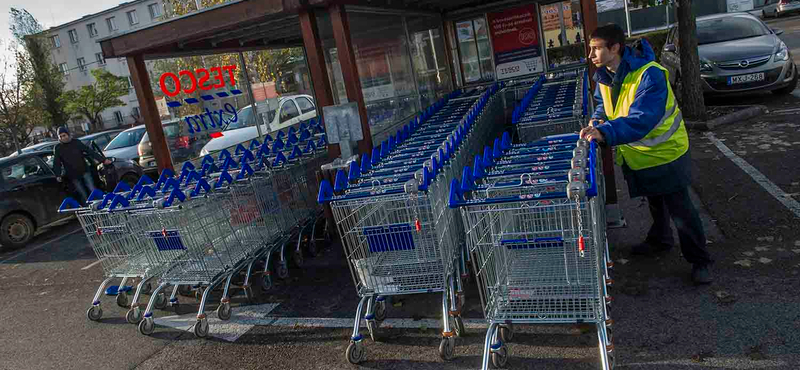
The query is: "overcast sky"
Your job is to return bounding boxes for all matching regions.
[0,0,124,49]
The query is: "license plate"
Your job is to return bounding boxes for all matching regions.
[728,73,765,85]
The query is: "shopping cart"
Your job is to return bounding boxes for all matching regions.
[449,133,614,369]
[512,69,589,142]
[318,83,505,364]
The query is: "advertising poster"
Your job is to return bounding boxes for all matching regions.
[487,5,544,79]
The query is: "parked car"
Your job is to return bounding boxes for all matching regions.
[78,129,123,152]
[762,0,800,18]
[0,150,143,249]
[660,12,798,96]
[103,125,148,162]
[8,141,58,156]
[199,95,317,157]
[137,118,214,171]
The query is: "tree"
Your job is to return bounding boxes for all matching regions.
[675,0,706,120]
[60,69,129,132]
[0,44,35,154]
[10,8,69,134]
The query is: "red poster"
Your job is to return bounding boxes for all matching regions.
[487,5,544,79]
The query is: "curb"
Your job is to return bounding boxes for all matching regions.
[684,105,767,131]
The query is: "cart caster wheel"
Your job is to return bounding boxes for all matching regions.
[126,307,143,324]
[140,282,153,295]
[453,316,465,337]
[366,320,378,341]
[193,319,209,338]
[374,300,387,322]
[86,306,102,321]
[154,292,168,310]
[345,341,365,364]
[261,275,273,291]
[178,285,192,297]
[499,324,513,343]
[116,292,129,308]
[217,302,232,320]
[277,264,289,279]
[292,249,304,268]
[439,337,456,361]
[491,346,508,368]
[138,318,155,336]
[308,240,319,257]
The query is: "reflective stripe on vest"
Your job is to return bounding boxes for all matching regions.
[598,61,688,170]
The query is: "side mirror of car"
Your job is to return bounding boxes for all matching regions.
[663,44,677,53]
[773,28,784,36]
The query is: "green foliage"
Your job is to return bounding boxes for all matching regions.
[60,69,129,132]
[627,29,670,62]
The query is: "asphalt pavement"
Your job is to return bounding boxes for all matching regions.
[2,13,800,370]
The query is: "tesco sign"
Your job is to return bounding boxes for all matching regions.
[159,65,238,97]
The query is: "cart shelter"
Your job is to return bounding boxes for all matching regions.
[99,0,620,208]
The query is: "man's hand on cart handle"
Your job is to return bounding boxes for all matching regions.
[580,119,606,143]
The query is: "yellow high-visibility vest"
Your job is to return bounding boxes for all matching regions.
[598,61,689,170]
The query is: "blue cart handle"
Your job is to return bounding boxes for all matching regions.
[136,185,157,201]
[58,197,82,212]
[108,194,130,211]
[191,178,211,197]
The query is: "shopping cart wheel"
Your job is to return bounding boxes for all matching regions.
[86,306,103,321]
[292,249,304,268]
[277,263,289,280]
[116,292,129,308]
[438,337,455,361]
[453,316,465,337]
[154,292,168,310]
[499,324,514,343]
[491,346,508,368]
[366,320,378,341]
[140,282,153,295]
[178,285,193,297]
[261,275,273,291]
[307,240,319,257]
[217,303,232,320]
[126,308,143,324]
[374,300,387,322]
[345,341,365,364]
[193,319,209,338]
[138,318,155,336]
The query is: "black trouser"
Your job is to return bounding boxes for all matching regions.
[645,187,713,266]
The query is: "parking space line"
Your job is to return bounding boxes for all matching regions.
[0,227,83,264]
[81,258,105,270]
[705,132,800,219]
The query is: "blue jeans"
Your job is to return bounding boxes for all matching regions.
[71,172,96,204]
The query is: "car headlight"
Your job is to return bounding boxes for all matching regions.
[700,60,713,72]
[775,41,789,62]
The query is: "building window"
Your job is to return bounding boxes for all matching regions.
[455,17,494,84]
[59,63,69,75]
[114,111,124,124]
[95,53,106,65]
[68,29,79,44]
[132,107,140,118]
[50,35,61,48]
[148,3,162,19]
[77,58,86,71]
[106,17,117,32]
[127,10,139,26]
[87,23,98,37]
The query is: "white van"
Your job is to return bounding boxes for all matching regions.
[199,94,317,156]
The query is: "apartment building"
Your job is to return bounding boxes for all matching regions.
[46,0,170,134]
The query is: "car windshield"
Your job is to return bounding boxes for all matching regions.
[697,17,770,45]
[105,128,145,150]
[223,106,275,131]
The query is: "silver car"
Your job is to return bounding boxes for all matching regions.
[660,12,797,96]
[762,0,800,18]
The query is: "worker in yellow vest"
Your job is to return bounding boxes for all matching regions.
[580,24,712,285]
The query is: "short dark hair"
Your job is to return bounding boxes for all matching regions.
[590,24,626,56]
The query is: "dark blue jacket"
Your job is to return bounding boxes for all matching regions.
[591,39,691,198]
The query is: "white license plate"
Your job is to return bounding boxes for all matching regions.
[728,73,765,85]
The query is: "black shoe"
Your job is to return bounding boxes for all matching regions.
[630,241,673,256]
[692,264,712,285]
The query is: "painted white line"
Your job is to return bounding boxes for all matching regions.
[705,132,800,219]
[81,258,105,270]
[769,107,800,115]
[0,227,83,264]
[152,302,490,342]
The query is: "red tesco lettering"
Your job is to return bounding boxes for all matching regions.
[159,65,237,97]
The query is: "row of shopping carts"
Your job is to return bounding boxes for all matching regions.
[448,130,612,369]
[60,123,329,338]
[317,82,506,364]
[512,69,589,142]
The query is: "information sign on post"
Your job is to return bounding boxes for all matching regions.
[323,102,363,159]
[487,5,544,80]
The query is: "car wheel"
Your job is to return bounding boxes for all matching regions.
[121,173,139,189]
[0,213,35,249]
